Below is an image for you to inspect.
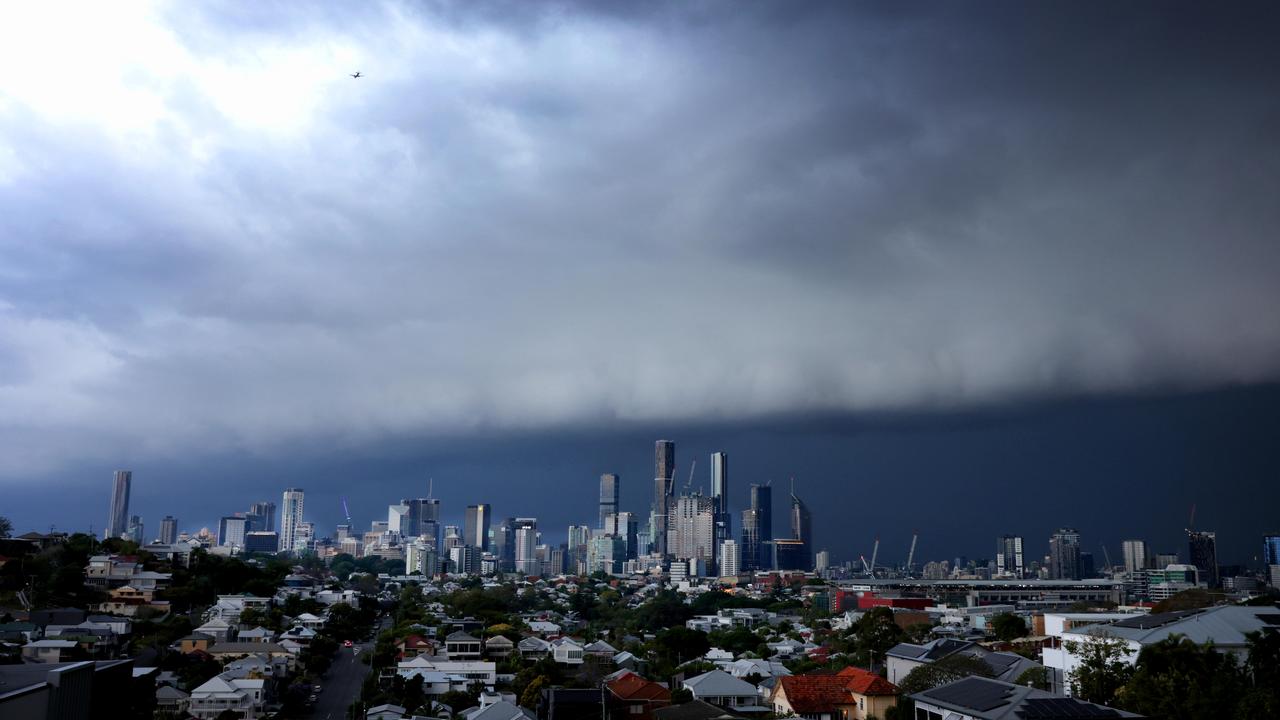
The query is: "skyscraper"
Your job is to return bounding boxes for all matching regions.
[720,539,741,577]
[1049,527,1082,580]
[388,504,410,536]
[280,488,305,553]
[218,516,247,548]
[1187,530,1219,588]
[653,440,675,556]
[568,524,592,574]
[1265,534,1280,566]
[668,493,716,572]
[598,474,619,529]
[494,517,517,572]
[159,516,178,545]
[465,504,491,550]
[1122,539,1149,574]
[604,511,639,559]
[789,484,813,571]
[996,535,1024,577]
[514,518,539,575]
[246,502,276,533]
[106,470,132,540]
[741,483,772,572]
[125,515,144,544]
[710,452,731,559]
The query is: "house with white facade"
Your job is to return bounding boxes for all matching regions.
[188,674,266,719]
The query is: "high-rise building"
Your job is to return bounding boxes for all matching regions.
[388,504,410,537]
[514,518,539,575]
[996,535,1024,577]
[789,485,813,572]
[244,531,278,554]
[106,470,132,540]
[420,498,442,550]
[218,516,247,548]
[1049,528,1082,580]
[159,516,178,545]
[295,521,315,554]
[1122,539,1149,574]
[125,515,145,544]
[1187,530,1219,588]
[1264,534,1280,567]
[599,474,620,530]
[464,504,491,551]
[668,494,715,572]
[710,452,731,559]
[815,549,830,574]
[741,483,773,572]
[443,525,464,552]
[587,535,626,575]
[494,517,517,572]
[720,539,741,577]
[247,502,276,533]
[568,525,592,574]
[652,440,675,556]
[279,488,305,553]
[604,512,639,559]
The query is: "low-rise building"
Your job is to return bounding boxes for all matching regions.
[682,669,760,709]
[910,676,1143,720]
[188,674,267,719]
[769,667,897,720]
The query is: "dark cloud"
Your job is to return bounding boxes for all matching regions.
[0,2,1278,485]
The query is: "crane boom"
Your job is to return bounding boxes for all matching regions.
[870,536,880,572]
[1100,543,1113,574]
[906,532,919,575]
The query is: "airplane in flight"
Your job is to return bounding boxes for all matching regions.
[350,71,362,79]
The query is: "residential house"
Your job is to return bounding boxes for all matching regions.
[22,639,79,663]
[486,635,515,659]
[584,640,618,658]
[682,670,760,709]
[910,676,1143,720]
[193,617,235,643]
[447,631,484,660]
[652,700,740,720]
[466,699,537,720]
[397,634,440,659]
[528,620,562,637]
[885,638,1040,686]
[155,685,191,715]
[551,637,585,665]
[96,585,170,617]
[1046,605,1280,696]
[206,642,292,664]
[519,636,552,659]
[237,626,276,644]
[604,670,671,720]
[188,674,267,719]
[770,667,898,720]
[180,633,214,654]
[394,656,498,686]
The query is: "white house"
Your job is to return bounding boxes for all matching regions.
[682,670,760,709]
[551,637,585,665]
[188,675,266,719]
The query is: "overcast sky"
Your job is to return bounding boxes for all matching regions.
[2,2,1278,562]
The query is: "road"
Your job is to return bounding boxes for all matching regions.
[307,616,388,720]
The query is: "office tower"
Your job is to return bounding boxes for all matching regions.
[710,452,731,557]
[996,535,1025,577]
[295,521,315,553]
[1264,534,1280,566]
[244,531,279,554]
[218,516,247,547]
[1080,551,1096,579]
[247,501,276,532]
[587,535,626,575]
[789,485,813,571]
[494,517,517,572]
[815,549,830,574]
[450,545,483,575]
[464,504,491,550]
[1187,530,1219,588]
[740,483,772,572]
[568,525,592,575]
[420,498,442,550]
[604,512,639,559]
[548,546,566,576]
[279,488,305,553]
[668,494,716,573]
[125,515,144,544]
[1049,528,1082,580]
[652,440,675,556]
[388,504,410,536]
[1122,539,1149,574]
[159,516,178,545]
[720,539,741,577]
[598,474,620,529]
[443,525,464,552]
[106,470,132,540]
[514,518,539,575]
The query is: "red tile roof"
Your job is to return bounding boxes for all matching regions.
[607,671,672,703]
[776,675,854,713]
[836,667,898,696]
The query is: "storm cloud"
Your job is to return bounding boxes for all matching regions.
[2,1,1279,482]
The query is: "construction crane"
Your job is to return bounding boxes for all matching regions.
[341,497,353,526]
[905,531,919,576]
[869,536,880,576]
[1100,543,1114,574]
[685,460,697,491]
[860,555,871,574]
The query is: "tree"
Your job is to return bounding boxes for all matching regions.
[651,626,711,668]
[1014,666,1049,690]
[893,653,995,720]
[1113,635,1246,720]
[1150,588,1218,613]
[990,613,1027,642]
[0,516,12,538]
[1065,634,1134,707]
[853,607,904,666]
[519,675,549,710]
[670,688,693,704]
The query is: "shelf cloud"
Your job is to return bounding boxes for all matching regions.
[2,2,1278,479]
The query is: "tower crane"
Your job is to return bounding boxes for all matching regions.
[905,531,919,576]
[869,536,880,575]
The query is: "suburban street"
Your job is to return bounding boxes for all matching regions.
[305,615,389,720]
